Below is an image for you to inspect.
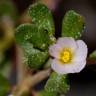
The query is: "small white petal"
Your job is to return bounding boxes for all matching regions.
[73,40,88,62]
[51,59,86,74]
[57,37,77,51]
[49,44,62,59]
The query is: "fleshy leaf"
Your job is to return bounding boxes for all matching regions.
[28,3,55,37]
[16,41,49,70]
[16,24,49,69]
[23,42,49,69]
[39,90,57,96]
[62,10,85,39]
[89,50,96,60]
[16,24,51,50]
[0,74,10,96]
[45,72,70,94]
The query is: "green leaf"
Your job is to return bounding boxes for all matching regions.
[89,51,96,60]
[16,24,51,50]
[0,1,18,20]
[45,72,70,94]
[62,10,85,39]
[15,3,56,69]
[28,3,55,37]
[23,42,49,69]
[16,41,49,69]
[0,74,10,96]
[39,90,57,96]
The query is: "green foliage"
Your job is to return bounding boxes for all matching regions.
[39,90,57,96]
[23,42,49,69]
[89,51,96,59]
[16,24,50,69]
[28,3,55,37]
[0,74,10,96]
[0,1,18,20]
[16,3,56,70]
[27,50,48,69]
[16,24,51,50]
[62,10,85,39]
[45,72,70,94]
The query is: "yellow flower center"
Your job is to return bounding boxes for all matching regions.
[60,49,72,63]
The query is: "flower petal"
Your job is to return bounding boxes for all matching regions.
[49,44,62,59]
[51,59,86,74]
[57,37,77,51]
[73,40,88,62]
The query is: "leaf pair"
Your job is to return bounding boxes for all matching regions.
[16,3,55,69]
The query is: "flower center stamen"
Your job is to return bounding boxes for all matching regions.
[60,49,72,63]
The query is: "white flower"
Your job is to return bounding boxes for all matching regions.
[49,37,88,74]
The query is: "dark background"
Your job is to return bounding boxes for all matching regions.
[12,0,96,96]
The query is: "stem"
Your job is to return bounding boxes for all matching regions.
[12,68,51,96]
[16,46,29,85]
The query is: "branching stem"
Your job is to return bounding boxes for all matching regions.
[12,68,51,96]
